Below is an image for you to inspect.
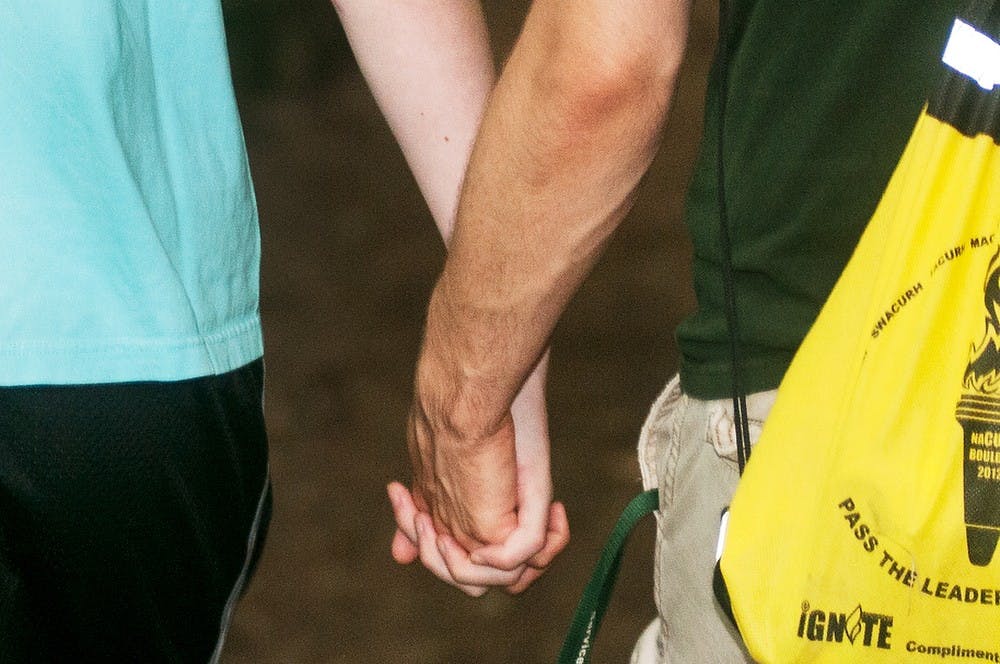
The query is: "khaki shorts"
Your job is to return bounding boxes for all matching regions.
[630,375,776,664]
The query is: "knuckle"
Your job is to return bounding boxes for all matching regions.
[525,533,547,555]
[497,554,524,571]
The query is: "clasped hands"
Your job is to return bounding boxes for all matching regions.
[387,363,570,596]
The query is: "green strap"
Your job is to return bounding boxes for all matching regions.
[557,489,660,664]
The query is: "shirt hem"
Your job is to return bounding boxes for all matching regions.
[0,317,264,387]
[679,352,793,400]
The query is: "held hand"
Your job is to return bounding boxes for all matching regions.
[389,355,570,594]
[406,399,521,552]
[462,356,570,590]
[389,483,569,595]
[388,482,500,596]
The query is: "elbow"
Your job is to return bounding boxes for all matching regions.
[537,41,684,130]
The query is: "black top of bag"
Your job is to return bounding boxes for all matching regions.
[929,1,1000,143]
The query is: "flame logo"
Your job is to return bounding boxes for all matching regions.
[845,605,864,645]
[964,249,1000,395]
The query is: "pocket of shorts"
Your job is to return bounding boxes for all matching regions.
[637,375,684,509]
[705,389,777,466]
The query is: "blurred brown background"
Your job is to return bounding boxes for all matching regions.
[218,1,716,662]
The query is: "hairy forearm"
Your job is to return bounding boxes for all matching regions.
[418,0,691,436]
[333,0,495,238]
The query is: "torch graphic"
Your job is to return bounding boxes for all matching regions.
[955,249,1000,566]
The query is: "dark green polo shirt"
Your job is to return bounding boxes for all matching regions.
[677,1,961,398]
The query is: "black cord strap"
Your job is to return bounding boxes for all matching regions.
[714,0,753,474]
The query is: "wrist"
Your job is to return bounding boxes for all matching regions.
[414,304,512,443]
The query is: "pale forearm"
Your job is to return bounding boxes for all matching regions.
[333,0,495,239]
[355,1,573,581]
[418,0,691,435]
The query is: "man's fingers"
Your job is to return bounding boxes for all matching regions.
[436,533,526,586]
[414,514,488,597]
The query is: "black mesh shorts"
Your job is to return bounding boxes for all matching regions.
[0,360,271,663]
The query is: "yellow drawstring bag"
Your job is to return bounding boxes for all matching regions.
[716,8,1000,662]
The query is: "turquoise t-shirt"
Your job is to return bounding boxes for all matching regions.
[0,2,262,385]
